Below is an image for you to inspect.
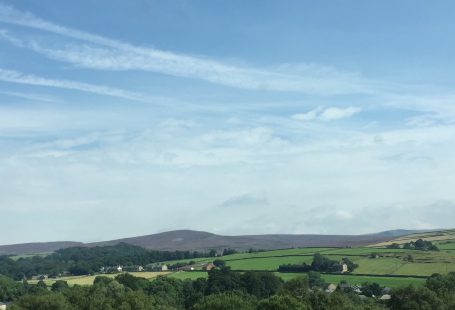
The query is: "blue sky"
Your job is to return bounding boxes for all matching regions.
[1,1,455,244]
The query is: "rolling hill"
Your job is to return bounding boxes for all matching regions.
[0,229,423,256]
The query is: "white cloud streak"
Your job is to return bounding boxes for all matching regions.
[0,4,373,94]
[0,68,146,101]
[293,106,361,121]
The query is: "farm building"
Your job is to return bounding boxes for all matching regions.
[325,283,337,293]
[202,263,216,271]
[341,263,348,273]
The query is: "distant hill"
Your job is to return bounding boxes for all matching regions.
[369,228,455,247]
[0,241,83,256]
[0,229,423,255]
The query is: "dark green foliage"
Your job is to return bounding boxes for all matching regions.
[0,243,210,278]
[281,276,309,300]
[388,285,443,310]
[361,282,384,297]
[240,271,283,299]
[51,280,69,292]
[9,292,73,310]
[402,239,439,251]
[222,248,238,256]
[308,271,325,289]
[193,292,257,310]
[205,266,243,294]
[115,273,150,291]
[278,253,357,273]
[425,272,455,309]
[258,294,309,310]
[1,263,455,310]
[0,275,24,301]
[147,276,185,308]
[213,259,226,268]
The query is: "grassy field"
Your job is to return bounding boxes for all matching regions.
[216,242,455,276]
[226,255,315,270]
[10,252,51,261]
[370,229,455,247]
[28,272,169,286]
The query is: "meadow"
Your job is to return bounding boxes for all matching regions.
[28,272,169,286]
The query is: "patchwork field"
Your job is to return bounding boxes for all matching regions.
[21,230,455,289]
[370,229,455,247]
[28,272,169,286]
[163,233,455,288]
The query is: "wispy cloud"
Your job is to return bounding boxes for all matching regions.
[293,106,361,121]
[0,4,373,95]
[0,90,57,103]
[0,68,146,101]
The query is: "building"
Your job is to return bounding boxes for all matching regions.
[0,302,7,310]
[325,283,338,293]
[161,265,168,271]
[117,266,123,272]
[202,263,216,271]
[380,294,391,300]
[341,263,349,273]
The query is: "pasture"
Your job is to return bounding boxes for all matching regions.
[28,272,169,286]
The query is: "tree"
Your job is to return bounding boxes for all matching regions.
[259,294,310,310]
[213,259,226,268]
[361,282,383,297]
[51,280,69,293]
[308,271,325,288]
[115,273,149,291]
[193,292,256,310]
[281,276,309,302]
[386,243,400,249]
[389,285,443,310]
[205,267,243,295]
[10,293,73,310]
[240,272,283,299]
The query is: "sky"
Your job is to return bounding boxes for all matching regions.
[1,1,455,244]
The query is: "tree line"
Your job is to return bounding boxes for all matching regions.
[278,253,358,273]
[1,268,455,309]
[0,243,214,280]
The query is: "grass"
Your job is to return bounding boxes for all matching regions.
[28,272,169,286]
[221,248,334,261]
[226,255,315,270]
[10,252,51,261]
[168,271,208,281]
[370,229,455,247]
[353,258,406,274]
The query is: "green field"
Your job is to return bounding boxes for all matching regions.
[28,272,169,286]
[226,255,314,270]
[161,233,455,288]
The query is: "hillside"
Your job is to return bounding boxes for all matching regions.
[0,241,83,256]
[0,229,421,255]
[369,229,455,247]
